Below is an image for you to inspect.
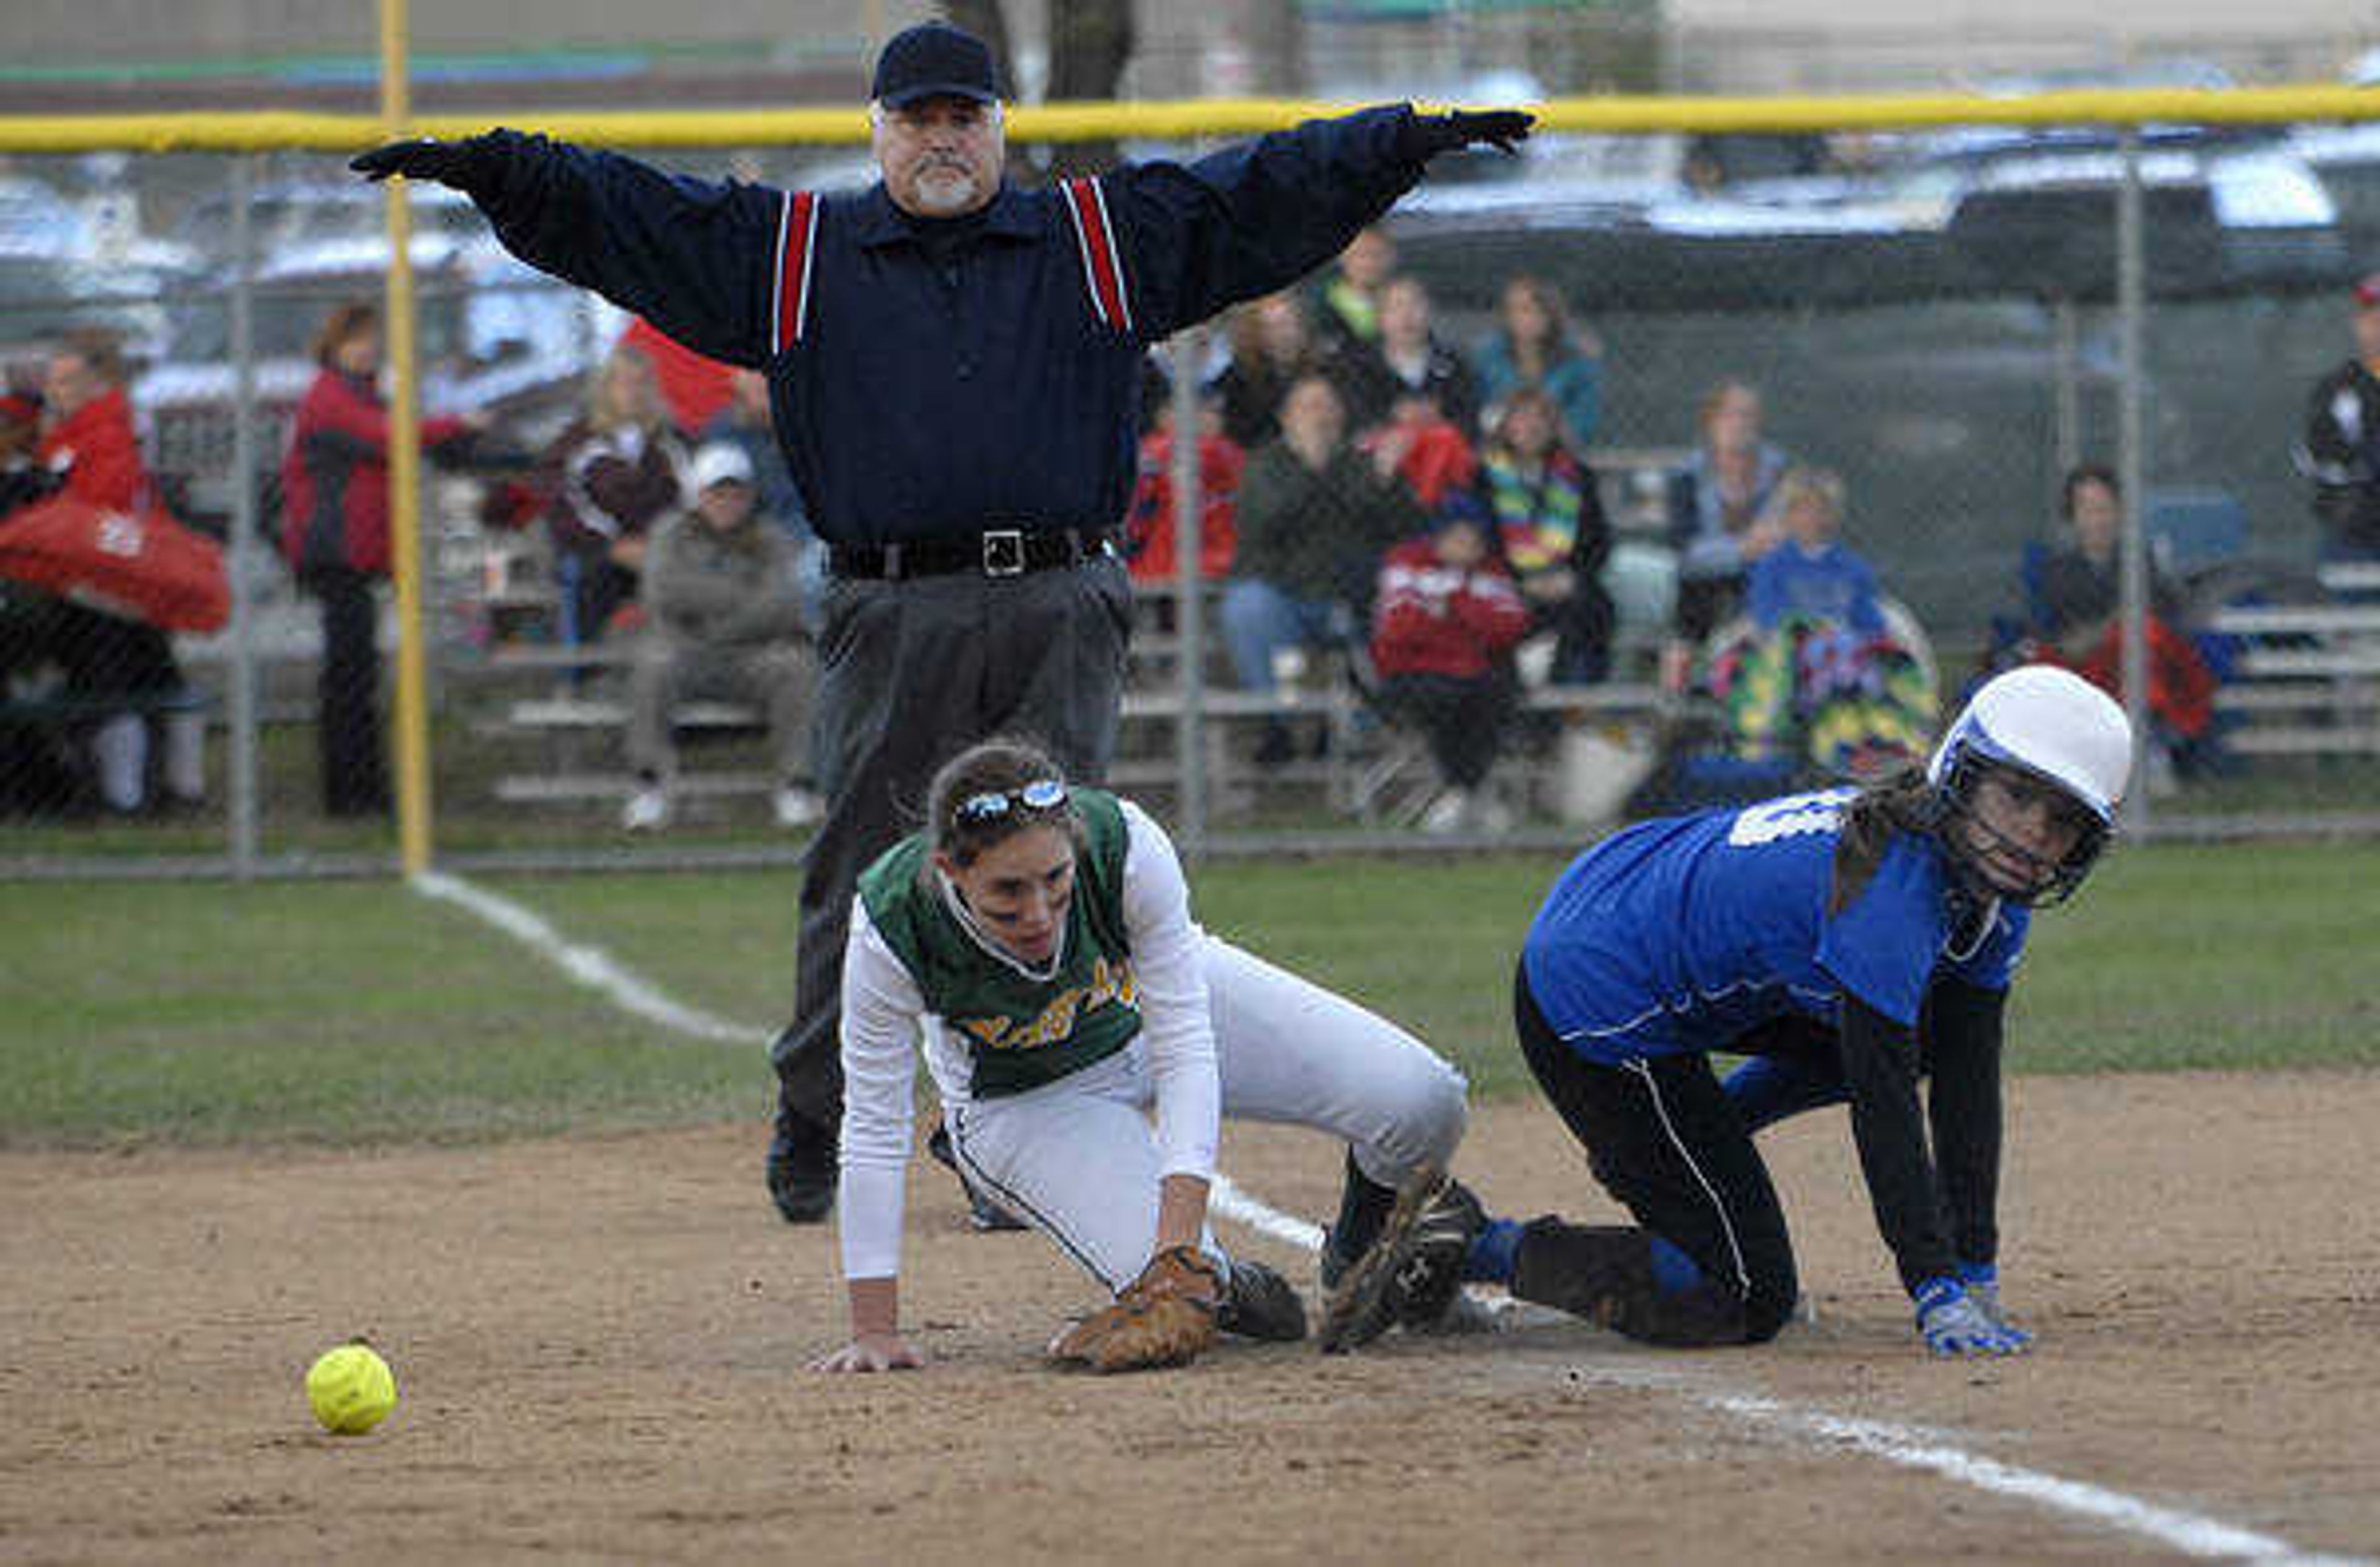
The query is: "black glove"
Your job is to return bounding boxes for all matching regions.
[1400,108,1535,163]
[349,136,496,192]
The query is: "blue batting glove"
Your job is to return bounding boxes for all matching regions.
[1913,1276,2032,1358]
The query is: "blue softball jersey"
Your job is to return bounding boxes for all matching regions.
[1522,787,2029,1063]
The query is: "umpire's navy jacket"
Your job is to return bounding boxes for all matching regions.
[461,107,1432,548]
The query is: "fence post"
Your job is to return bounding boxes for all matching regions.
[2116,125,2151,834]
[379,0,434,874]
[226,152,260,878]
[1167,327,1207,860]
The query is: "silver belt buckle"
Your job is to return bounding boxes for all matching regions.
[981,529,1026,576]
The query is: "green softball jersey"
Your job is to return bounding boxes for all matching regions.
[857,789,1140,1098]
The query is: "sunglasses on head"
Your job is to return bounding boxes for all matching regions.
[954,777,1069,824]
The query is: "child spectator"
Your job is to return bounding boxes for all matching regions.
[1371,493,1532,832]
[1747,466,1884,635]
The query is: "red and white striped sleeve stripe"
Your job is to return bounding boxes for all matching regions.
[771,189,819,354]
[1060,176,1134,336]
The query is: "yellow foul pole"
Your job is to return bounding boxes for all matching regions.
[379,0,432,873]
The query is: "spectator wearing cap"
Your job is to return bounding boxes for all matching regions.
[2299,271,2380,573]
[623,439,820,834]
[351,17,1535,1224]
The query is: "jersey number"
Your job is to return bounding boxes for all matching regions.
[1726,788,1853,847]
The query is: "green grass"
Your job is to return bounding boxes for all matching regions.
[2,840,2374,1149]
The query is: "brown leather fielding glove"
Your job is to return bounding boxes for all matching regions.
[1047,1245,1223,1374]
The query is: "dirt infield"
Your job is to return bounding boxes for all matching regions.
[4,1072,2375,1564]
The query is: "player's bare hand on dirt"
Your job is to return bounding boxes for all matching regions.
[810,1333,923,1373]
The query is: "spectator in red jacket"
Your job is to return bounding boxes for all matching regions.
[37,332,205,814]
[1370,492,1531,832]
[280,301,480,814]
[1123,394,1241,587]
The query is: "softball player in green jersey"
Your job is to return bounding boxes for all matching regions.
[811,736,1470,1372]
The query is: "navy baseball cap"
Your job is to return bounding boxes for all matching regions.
[870,22,1001,108]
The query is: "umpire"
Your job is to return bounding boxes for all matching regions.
[354,20,1531,1224]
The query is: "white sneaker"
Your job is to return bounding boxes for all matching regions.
[621,785,670,832]
[1420,790,1470,834]
[773,785,824,828]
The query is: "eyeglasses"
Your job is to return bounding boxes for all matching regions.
[954,778,1068,824]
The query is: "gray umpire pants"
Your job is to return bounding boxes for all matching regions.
[770,552,1133,1134]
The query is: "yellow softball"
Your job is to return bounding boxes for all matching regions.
[305,1342,397,1435]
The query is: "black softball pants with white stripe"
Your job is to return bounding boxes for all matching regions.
[1510,962,1800,1344]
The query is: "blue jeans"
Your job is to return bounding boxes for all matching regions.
[1219,578,1347,692]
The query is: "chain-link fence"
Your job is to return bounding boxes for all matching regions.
[2,99,2376,876]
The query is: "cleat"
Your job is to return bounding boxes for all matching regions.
[765,1111,837,1225]
[1217,1258,1308,1343]
[1318,1168,1487,1352]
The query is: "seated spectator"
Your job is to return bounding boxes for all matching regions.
[1711,468,1932,777]
[1372,493,1532,833]
[1220,374,1424,765]
[2298,271,2380,572]
[280,301,484,816]
[1308,225,1396,360]
[1478,387,1615,684]
[542,343,691,646]
[1214,293,1321,451]
[701,366,826,623]
[35,333,205,815]
[2027,463,2217,770]
[1329,275,1481,438]
[622,441,821,833]
[1474,275,1604,449]
[1665,376,1792,688]
[0,389,79,812]
[1359,392,1478,512]
[0,389,52,518]
[1747,466,1884,636]
[1123,392,1241,588]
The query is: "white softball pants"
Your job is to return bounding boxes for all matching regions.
[945,935,1469,1292]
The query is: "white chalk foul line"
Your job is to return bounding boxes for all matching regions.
[1703,1393,2363,1566]
[411,870,768,1047]
[418,870,2358,1566]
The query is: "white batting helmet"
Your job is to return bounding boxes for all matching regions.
[1928,664,2135,903]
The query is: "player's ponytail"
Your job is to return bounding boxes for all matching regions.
[1830,766,1941,914]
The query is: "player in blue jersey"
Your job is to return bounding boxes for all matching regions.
[1321,664,2134,1359]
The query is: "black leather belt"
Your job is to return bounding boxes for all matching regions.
[829,527,1113,581]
